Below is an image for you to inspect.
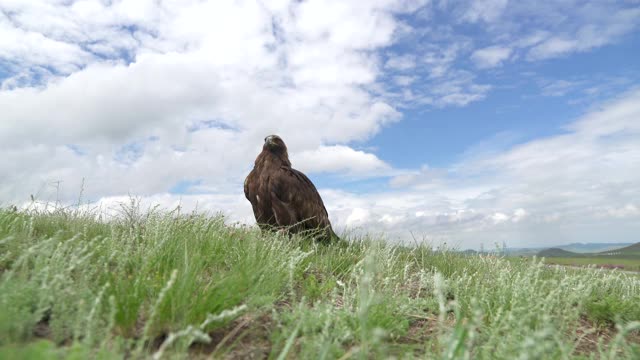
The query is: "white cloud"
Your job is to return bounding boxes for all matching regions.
[393,75,416,86]
[385,54,416,71]
[605,204,639,219]
[491,212,509,224]
[461,0,509,23]
[512,208,527,222]
[524,6,640,60]
[382,40,491,108]
[327,90,640,247]
[292,145,391,175]
[422,42,469,79]
[527,37,577,60]
[425,72,492,107]
[0,0,412,205]
[531,75,638,103]
[431,1,640,65]
[514,31,549,48]
[539,79,580,97]
[0,17,91,76]
[389,165,445,188]
[345,207,371,227]
[471,45,512,68]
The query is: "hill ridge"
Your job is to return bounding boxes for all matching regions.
[597,242,640,256]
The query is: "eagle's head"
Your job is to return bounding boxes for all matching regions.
[263,135,287,152]
[256,135,291,166]
[262,135,290,165]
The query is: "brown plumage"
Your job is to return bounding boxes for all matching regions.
[244,135,338,242]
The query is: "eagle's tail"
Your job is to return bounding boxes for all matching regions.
[323,226,345,245]
[330,228,341,241]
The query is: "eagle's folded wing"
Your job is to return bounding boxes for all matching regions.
[269,166,331,231]
[244,170,272,229]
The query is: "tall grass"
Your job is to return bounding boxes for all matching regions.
[0,205,638,359]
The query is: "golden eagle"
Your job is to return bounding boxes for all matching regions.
[244,135,338,242]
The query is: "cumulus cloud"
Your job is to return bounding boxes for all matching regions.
[526,5,640,60]
[461,0,509,23]
[379,31,493,108]
[292,145,391,176]
[605,204,640,219]
[440,1,640,72]
[518,3,640,61]
[345,207,372,228]
[424,72,492,107]
[393,75,416,86]
[539,79,581,97]
[389,165,446,188]
[385,54,417,71]
[0,0,412,205]
[361,0,638,109]
[471,46,512,68]
[325,90,640,247]
[532,75,639,104]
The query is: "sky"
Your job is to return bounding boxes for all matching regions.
[1,0,639,249]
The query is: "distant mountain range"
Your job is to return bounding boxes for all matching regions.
[537,248,583,258]
[597,242,640,256]
[537,242,640,258]
[463,243,635,256]
[555,242,636,253]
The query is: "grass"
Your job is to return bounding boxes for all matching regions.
[1,204,639,359]
[542,257,640,272]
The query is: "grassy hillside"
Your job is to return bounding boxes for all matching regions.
[543,257,640,272]
[558,243,634,254]
[599,243,640,256]
[537,243,640,271]
[537,248,582,258]
[1,207,639,359]
[479,243,631,257]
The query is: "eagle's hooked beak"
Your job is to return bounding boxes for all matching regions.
[265,135,276,146]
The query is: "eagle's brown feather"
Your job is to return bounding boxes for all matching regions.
[244,135,337,242]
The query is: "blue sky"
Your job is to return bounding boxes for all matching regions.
[1,0,639,249]
[371,13,640,170]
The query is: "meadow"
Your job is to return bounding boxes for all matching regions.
[1,204,639,359]
[542,257,640,273]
